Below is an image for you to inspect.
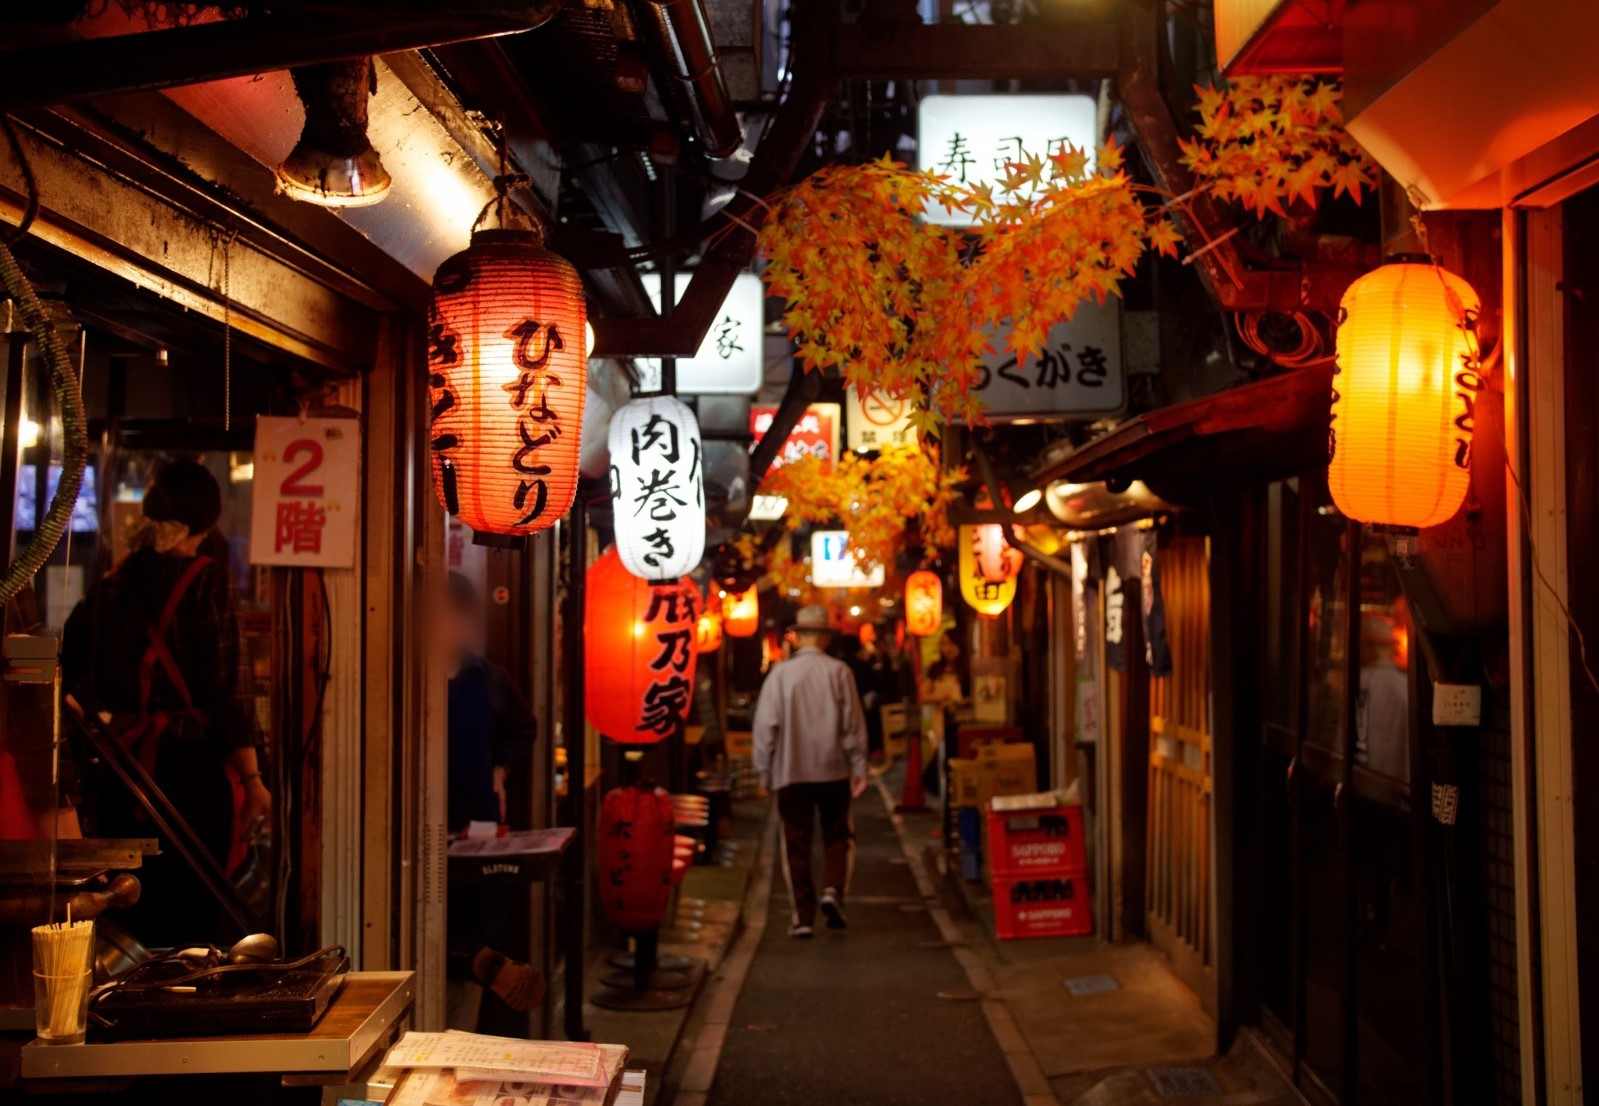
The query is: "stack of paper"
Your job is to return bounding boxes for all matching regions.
[382,1032,630,1106]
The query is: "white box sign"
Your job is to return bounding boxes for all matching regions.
[249,416,359,568]
[636,271,765,395]
[917,93,1099,227]
[810,530,886,589]
[846,388,918,453]
[959,298,1126,422]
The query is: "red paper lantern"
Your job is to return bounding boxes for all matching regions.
[585,546,699,744]
[972,523,1023,583]
[694,600,724,654]
[427,229,587,538]
[598,785,675,931]
[905,570,942,637]
[721,585,759,638]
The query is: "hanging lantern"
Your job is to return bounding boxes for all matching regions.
[427,229,587,539]
[972,522,1024,583]
[585,546,699,744]
[694,600,724,654]
[1329,257,1482,528]
[905,570,943,637]
[597,784,676,931]
[722,585,759,638]
[609,395,705,580]
[959,525,1016,616]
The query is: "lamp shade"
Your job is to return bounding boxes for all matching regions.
[427,229,587,538]
[609,395,705,580]
[905,570,943,637]
[972,522,1024,583]
[1329,259,1482,528]
[722,585,759,638]
[598,784,676,931]
[584,546,699,744]
[959,525,1016,616]
[694,601,724,653]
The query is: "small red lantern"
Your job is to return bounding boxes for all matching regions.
[598,784,675,931]
[427,228,587,539]
[694,599,724,654]
[585,546,699,744]
[722,585,759,638]
[972,523,1023,583]
[905,570,942,637]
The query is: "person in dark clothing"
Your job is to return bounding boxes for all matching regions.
[61,459,267,948]
[847,623,889,759]
[443,572,544,1028]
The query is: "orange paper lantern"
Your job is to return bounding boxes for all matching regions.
[905,570,942,637]
[972,523,1024,583]
[959,525,1016,616]
[427,229,587,538]
[598,784,675,931]
[585,547,699,744]
[694,600,724,653]
[1329,258,1482,528]
[722,585,759,638]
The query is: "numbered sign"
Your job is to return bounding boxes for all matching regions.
[249,416,360,568]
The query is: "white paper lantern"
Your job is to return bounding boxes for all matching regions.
[609,395,705,580]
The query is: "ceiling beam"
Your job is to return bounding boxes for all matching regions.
[833,18,1119,81]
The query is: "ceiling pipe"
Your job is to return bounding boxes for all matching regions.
[635,0,746,178]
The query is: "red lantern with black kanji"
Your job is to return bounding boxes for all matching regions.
[427,228,587,538]
[972,523,1023,583]
[905,570,942,637]
[585,546,699,744]
[598,784,675,931]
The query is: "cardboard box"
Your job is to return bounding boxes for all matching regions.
[950,758,981,809]
[977,742,1037,807]
[725,730,754,758]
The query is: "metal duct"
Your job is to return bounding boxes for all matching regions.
[637,0,745,175]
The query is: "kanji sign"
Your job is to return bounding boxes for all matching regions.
[958,299,1125,422]
[635,272,765,395]
[810,530,886,589]
[609,396,705,580]
[249,416,359,568]
[846,388,918,453]
[749,403,840,471]
[917,93,1098,227]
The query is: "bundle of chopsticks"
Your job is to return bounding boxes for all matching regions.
[32,916,94,1038]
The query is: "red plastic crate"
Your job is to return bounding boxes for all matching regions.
[992,871,1093,940]
[986,803,1086,877]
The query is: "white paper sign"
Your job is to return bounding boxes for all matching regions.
[846,388,918,453]
[962,298,1125,422]
[917,93,1099,227]
[249,416,359,568]
[810,529,886,588]
[636,272,765,395]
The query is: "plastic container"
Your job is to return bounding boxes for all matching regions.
[992,872,1093,940]
[986,803,1087,877]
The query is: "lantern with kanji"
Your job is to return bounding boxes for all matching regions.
[610,395,705,580]
[959,525,1016,616]
[694,600,724,653]
[427,228,587,539]
[598,784,675,931]
[972,522,1024,583]
[585,546,699,744]
[1329,257,1482,528]
[905,570,942,637]
[722,585,759,638]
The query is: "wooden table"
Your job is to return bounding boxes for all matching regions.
[20,970,414,1083]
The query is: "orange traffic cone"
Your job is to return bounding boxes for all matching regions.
[897,724,930,814]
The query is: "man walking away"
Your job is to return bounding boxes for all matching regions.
[753,606,869,938]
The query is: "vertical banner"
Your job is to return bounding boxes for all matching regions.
[1140,529,1173,677]
[1071,541,1090,664]
[249,416,359,568]
[1103,533,1128,672]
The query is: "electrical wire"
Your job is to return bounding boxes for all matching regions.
[1,115,40,246]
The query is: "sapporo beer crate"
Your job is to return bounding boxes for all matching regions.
[993,871,1092,940]
[986,799,1086,878]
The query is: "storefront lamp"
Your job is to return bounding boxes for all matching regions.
[584,546,699,744]
[959,525,1017,616]
[905,570,943,637]
[1330,257,1482,529]
[694,601,724,653]
[722,585,759,638]
[609,395,705,580]
[972,522,1024,584]
[427,228,588,540]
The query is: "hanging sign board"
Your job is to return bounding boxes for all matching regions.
[955,299,1126,423]
[750,403,841,471]
[846,388,919,453]
[636,272,765,395]
[917,93,1099,227]
[810,530,886,589]
[249,416,359,568]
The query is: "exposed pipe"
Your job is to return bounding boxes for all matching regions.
[636,0,745,173]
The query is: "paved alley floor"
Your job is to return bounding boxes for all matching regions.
[702,793,1029,1106]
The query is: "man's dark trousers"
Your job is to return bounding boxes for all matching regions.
[777,779,855,926]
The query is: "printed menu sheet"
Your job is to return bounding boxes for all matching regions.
[384,1032,605,1086]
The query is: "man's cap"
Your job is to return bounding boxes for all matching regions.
[790,605,832,632]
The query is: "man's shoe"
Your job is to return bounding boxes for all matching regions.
[789,923,814,939]
[820,889,847,930]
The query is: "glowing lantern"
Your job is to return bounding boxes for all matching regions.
[972,523,1024,583]
[959,525,1016,616]
[598,784,675,931]
[427,228,587,539]
[585,547,699,744]
[694,601,724,653]
[905,570,943,637]
[1329,258,1482,528]
[610,395,705,580]
[722,585,759,638]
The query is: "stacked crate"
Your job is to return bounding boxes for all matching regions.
[986,795,1092,939]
